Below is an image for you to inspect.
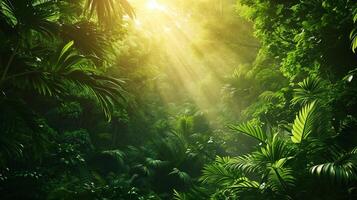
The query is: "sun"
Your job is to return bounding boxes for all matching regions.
[146,0,166,11]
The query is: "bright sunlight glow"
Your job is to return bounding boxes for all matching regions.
[146,0,166,11]
[127,0,251,123]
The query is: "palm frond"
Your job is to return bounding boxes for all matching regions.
[200,156,241,186]
[310,148,357,183]
[262,134,293,163]
[259,90,284,103]
[229,178,260,190]
[228,178,261,198]
[60,21,108,59]
[228,122,267,144]
[267,166,296,192]
[173,190,189,200]
[227,153,263,174]
[176,115,194,138]
[0,0,59,37]
[7,41,126,121]
[351,28,357,53]
[351,6,357,52]
[292,77,325,105]
[291,101,316,143]
[152,132,188,165]
[84,0,135,26]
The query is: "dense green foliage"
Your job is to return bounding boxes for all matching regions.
[1,0,356,199]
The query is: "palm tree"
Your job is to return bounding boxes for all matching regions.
[0,0,131,166]
[84,0,135,26]
[0,0,130,118]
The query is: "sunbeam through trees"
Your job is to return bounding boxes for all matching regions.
[0,0,357,199]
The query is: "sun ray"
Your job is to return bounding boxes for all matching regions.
[125,0,254,126]
[146,0,167,11]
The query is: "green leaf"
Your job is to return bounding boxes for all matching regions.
[145,157,168,167]
[229,122,267,143]
[173,190,188,200]
[200,157,240,186]
[57,41,74,65]
[291,101,316,143]
[169,168,191,183]
[227,153,262,174]
[351,29,357,53]
[84,0,135,26]
[310,147,357,183]
[292,77,325,105]
[268,166,296,192]
[229,178,260,192]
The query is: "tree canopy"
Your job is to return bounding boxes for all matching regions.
[0,0,356,199]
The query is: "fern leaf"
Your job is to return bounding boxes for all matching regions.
[291,101,316,143]
[229,122,267,143]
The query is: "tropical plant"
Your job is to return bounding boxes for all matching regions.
[185,100,357,199]
[84,0,135,26]
[351,5,357,52]
[311,146,357,183]
[0,2,132,197]
[291,77,326,105]
[1,0,357,199]
[290,101,316,143]
[228,122,267,144]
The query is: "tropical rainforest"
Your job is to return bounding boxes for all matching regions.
[0,0,357,199]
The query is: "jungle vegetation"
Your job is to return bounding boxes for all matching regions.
[0,0,356,199]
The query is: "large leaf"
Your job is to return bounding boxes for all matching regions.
[310,148,357,183]
[228,178,261,198]
[229,122,267,143]
[267,160,296,193]
[291,101,316,143]
[230,179,260,190]
[227,153,263,174]
[351,28,357,53]
[292,77,325,105]
[60,21,108,59]
[0,0,59,37]
[351,6,357,53]
[262,134,292,163]
[84,0,135,26]
[7,41,126,121]
[200,157,241,186]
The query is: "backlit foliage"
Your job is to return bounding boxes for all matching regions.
[1,0,356,199]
